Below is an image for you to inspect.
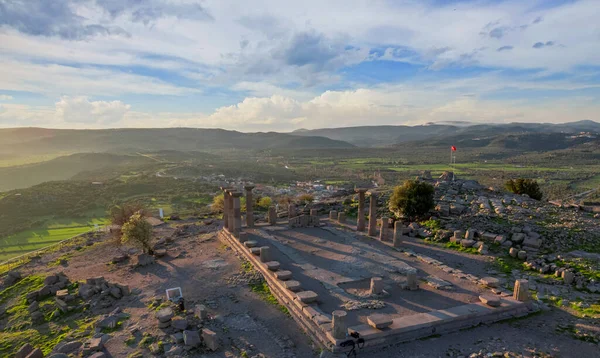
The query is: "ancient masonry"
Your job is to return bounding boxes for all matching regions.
[218,186,536,354]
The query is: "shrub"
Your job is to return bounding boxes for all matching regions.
[505,179,543,200]
[389,180,435,220]
[212,194,224,212]
[257,197,272,210]
[121,211,153,254]
[297,193,314,205]
[109,203,145,227]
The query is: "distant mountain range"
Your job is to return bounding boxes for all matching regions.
[293,120,600,147]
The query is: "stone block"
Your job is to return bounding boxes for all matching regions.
[370,277,384,295]
[461,239,475,248]
[171,317,188,330]
[171,332,184,343]
[517,250,527,260]
[55,298,68,313]
[244,241,258,248]
[265,261,280,271]
[250,247,261,255]
[509,247,518,258]
[523,236,542,249]
[367,314,393,329]
[88,337,103,351]
[331,310,347,339]
[156,307,174,323]
[239,233,249,243]
[479,294,501,307]
[260,246,271,262]
[337,212,346,223]
[202,328,219,351]
[24,348,43,358]
[44,275,59,285]
[480,277,500,288]
[329,210,338,220]
[562,271,575,285]
[158,320,171,329]
[494,235,506,245]
[284,280,302,292]
[136,253,155,266]
[275,270,292,281]
[183,330,201,347]
[195,304,208,320]
[296,291,318,303]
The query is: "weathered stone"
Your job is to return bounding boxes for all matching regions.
[285,280,302,292]
[265,261,280,271]
[370,277,384,295]
[154,249,167,257]
[511,233,526,244]
[136,253,155,266]
[479,294,501,307]
[331,310,347,339]
[367,192,377,236]
[239,232,249,243]
[202,328,219,351]
[109,287,122,299]
[517,250,527,260]
[78,284,96,299]
[58,341,82,354]
[523,236,542,249]
[195,304,208,320]
[296,291,318,303]
[88,337,103,351]
[461,239,476,248]
[501,240,513,247]
[405,271,419,291]
[245,185,255,228]
[171,332,184,343]
[44,275,59,285]
[562,271,575,285]
[478,244,489,255]
[259,246,271,263]
[465,229,475,240]
[268,206,277,225]
[171,317,188,330]
[275,270,292,281]
[88,353,106,358]
[393,221,404,247]
[494,235,506,245]
[5,270,22,286]
[367,314,393,329]
[250,247,261,255]
[56,289,69,299]
[158,320,171,329]
[31,311,44,323]
[329,210,338,220]
[509,247,518,258]
[480,277,500,288]
[513,279,530,302]
[337,212,346,223]
[379,217,389,241]
[28,301,39,313]
[156,307,174,323]
[183,330,201,347]
[16,343,33,358]
[244,241,258,248]
[55,298,68,313]
[24,348,43,358]
[356,189,367,231]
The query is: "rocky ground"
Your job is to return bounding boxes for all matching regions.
[1,174,599,357]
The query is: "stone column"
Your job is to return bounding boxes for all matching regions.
[329,210,338,220]
[355,189,367,231]
[393,221,403,247]
[337,212,346,223]
[370,277,383,295]
[260,246,271,263]
[232,192,242,238]
[367,192,377,236]
[331,310,348,339]
[268,206,277,225]
[244,185,255,228]
[220,187,230,230]
[406,270,418,290]
[288,204,296,219]
[379,217,388,241]
[513,279,529,302]
[228,191,235,232]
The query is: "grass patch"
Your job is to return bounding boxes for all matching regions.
[249,281,290,316]
[493,256,526,275]
[444,241,479,255]
[420,218,441,232]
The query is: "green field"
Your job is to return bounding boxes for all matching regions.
[0,217,108,262]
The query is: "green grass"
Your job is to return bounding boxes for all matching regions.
[444,241,479,255]
[493,256,527,274]
[0,216,108,262]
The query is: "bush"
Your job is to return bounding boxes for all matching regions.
[505,179,543,200]
[389,180,435,220]
[109,203,146,227]
[121,211,153,254]
[257,197,272,210]
[212,194,224,212]
[297,193,314,205]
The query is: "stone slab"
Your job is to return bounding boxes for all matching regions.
[296,291,318,303]
[244,241,258,248]
[367,314,394,329]
[285,280,302,292]
[265,261,280,271]
[275,270,292,281]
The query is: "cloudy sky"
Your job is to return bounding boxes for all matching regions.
[0,0,599,131]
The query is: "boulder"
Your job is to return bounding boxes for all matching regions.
[171,318,188,330]
[494,235,506,245]
[58,341,82,354]
[16,343,34,358]
[511,233,526,244]
[478,244,489,255]
[25,348,43,358]
[509,247,518,258]
[523,236,542,249]
[517,251,527,260]
[5,270,22,286]
[460,239,475,248]
[78,284,96,299]
[136,253,155,266]
[44,275,59,285]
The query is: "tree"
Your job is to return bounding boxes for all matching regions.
[297,193,314,205]
[109,203,145,227]
[388,180,435,220]
[121,211,153,254]
[505,179,543,200]
[257,197,272,210]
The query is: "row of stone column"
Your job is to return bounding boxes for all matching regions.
[353,188,406,246]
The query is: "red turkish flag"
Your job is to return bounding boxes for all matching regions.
[451,146,457,151]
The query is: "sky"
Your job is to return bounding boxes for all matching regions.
[0,0,599,131]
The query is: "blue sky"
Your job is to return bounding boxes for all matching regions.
[0,0,599,131]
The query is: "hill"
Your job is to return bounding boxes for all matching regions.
[293,121,600,147]
[0,128,354,158]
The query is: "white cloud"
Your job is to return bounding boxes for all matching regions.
[55,96,130,124]
[0,95,13,101]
